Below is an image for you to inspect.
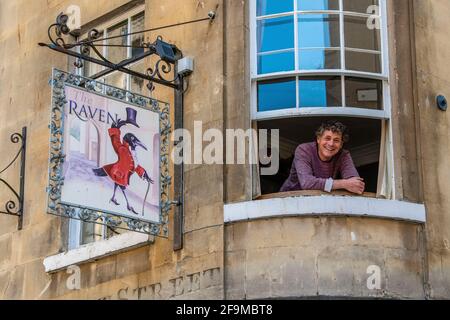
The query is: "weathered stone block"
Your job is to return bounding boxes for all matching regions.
[346,218,419,251]
[18,217,62,264]
[383,248,424,299]
[23,259,53,299]
[2,264,25,299]
[0,234,12,271]
[184,202,223,235]
[244,246,317,299]
[224,250,246,299]
[94,255,117,285]
[317,246,385,298]
[116,246,150,279]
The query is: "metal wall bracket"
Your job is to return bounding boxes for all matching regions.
[0,127,27,230]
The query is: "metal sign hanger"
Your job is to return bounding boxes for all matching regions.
[39,10,216,246]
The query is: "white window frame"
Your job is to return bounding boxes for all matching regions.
[250,0,390,119]
[80,5,147,93]
[65,5,151,252]
[250,0,396,199]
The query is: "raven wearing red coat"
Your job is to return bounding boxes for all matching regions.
[93,115,153,215]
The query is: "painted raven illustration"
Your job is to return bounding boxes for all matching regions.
[92,108,154,215]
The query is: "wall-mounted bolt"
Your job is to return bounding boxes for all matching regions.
[437,95,447,111]
[208,11,216,21]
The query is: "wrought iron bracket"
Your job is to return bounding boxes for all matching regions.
[37,12,197,92]
[39,42,182,91]
[0,127,27,230]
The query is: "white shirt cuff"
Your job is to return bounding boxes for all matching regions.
[324,178,334,193]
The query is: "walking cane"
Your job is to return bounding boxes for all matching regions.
[142,179,151,216]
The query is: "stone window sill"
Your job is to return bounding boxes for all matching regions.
[43,232,153,273]
[224,192,426,224]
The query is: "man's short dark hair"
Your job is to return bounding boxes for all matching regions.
[315,120,349,143]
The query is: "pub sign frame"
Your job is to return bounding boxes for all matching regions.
[46,69,172,237]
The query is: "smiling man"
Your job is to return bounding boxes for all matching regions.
[280,120,365,195]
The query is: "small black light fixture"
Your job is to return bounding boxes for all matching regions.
[437,95,448,111]
[155,38,181,64]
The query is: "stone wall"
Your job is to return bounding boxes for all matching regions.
[413,0,450,299]
[225,217,424,299]
[0,0,449,300]
[220,0,430,300]
[0,0,225,299]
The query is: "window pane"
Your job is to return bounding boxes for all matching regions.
[83,56,103,78]
[258,51,295,74]
[105,72,127,89]
[344,15,380,51]
[343,0,379,13]
[345,50,381,73]
[257,16,294,53]
[257,0,294,16]
[299,77,341,107]
[299,49,340,69]
[129,62,146,94]
[345,77,382,109]
[298,14,340,48]
[106,21,128,63]
[81,222,103,245]
[258,78,296,111]
[83,61,102,78]
[82,32,104,77]
[131,12,145,58]
[298,0,339,11]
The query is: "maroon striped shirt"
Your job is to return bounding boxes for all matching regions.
[280,142,359,192]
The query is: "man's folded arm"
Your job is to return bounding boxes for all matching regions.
[340,151,359,179]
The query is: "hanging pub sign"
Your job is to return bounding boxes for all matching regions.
[46,69,172,237]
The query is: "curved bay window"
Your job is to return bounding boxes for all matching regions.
[251,0,393,198]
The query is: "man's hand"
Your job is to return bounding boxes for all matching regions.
[333,177,365,195]
[143,171,154,184]
[343,177,365,195]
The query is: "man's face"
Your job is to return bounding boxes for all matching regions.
[317,130,344,161]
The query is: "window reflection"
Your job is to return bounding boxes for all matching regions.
[298,0,339,11]
[299,49,340,70]
[345,77,383,110]
[344,15,381,51]
[346,50,381,73]
[131,12,145,58]
[343,0,379,13]
[258,51,295,74]
[257,0,293,16]
[299,77,341,107]
[254,0,386,112]
[106,21,128,63]
[258,78,296,111]
[257,16,294,53]
[298,14,340,48]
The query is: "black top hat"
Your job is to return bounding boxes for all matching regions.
[125,107,140,128]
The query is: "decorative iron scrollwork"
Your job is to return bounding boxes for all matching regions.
[146,57,181,92]
[40,14,184,91]
[0,127,27,230]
